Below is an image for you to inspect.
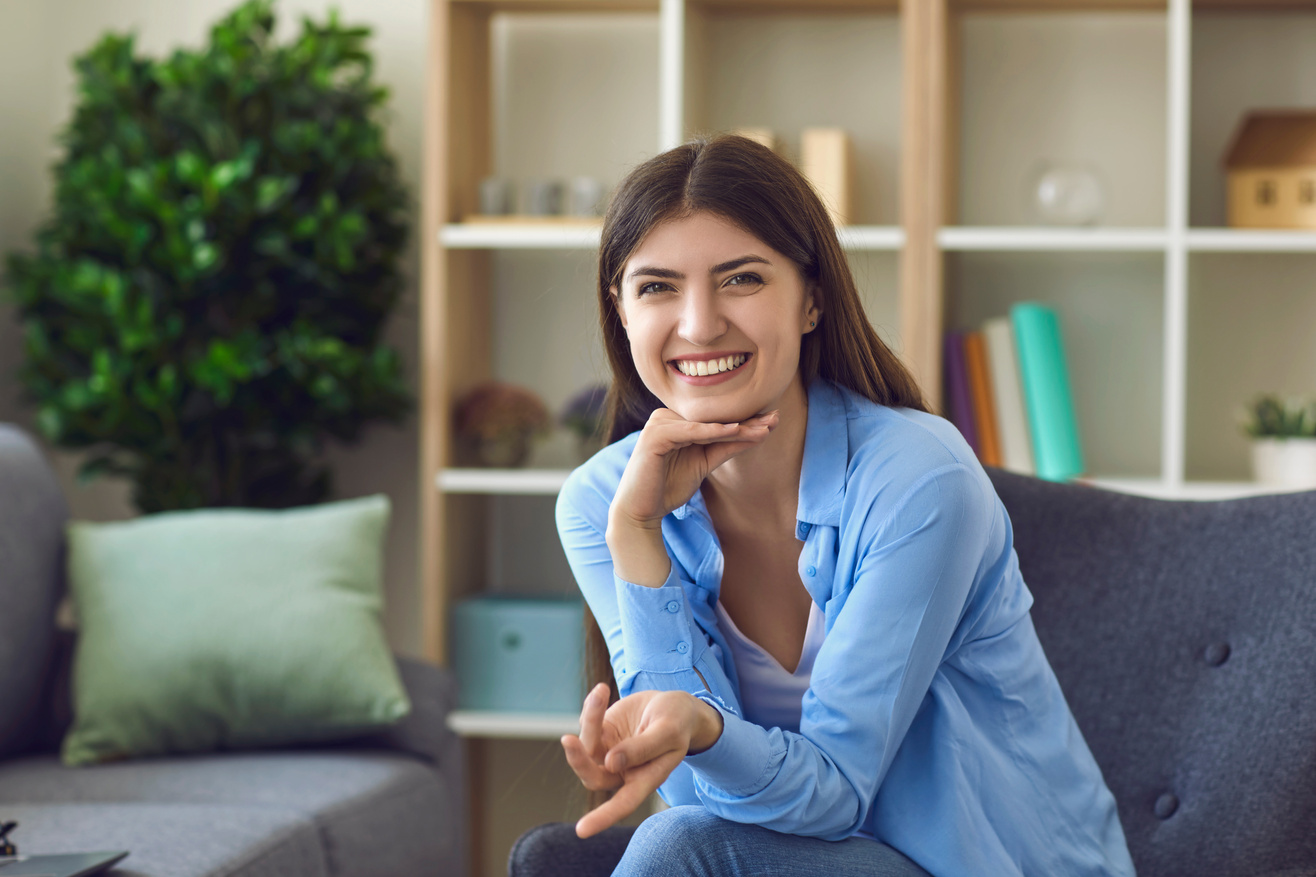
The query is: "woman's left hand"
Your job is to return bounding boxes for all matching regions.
[561,683,724,838]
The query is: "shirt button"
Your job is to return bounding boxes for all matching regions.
[806,565,817,577]
[800,522,811,534]
[665,601,680,613]
[676,642,689,654]
[1154,793,1179,820]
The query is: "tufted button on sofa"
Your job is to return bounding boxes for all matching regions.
[987,467,1316,877]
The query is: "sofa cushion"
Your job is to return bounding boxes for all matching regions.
[986,468,1316,877]
[0,750,459,876]
[0,425,68,759]
[5,802,326,877]
[62,494,410,766]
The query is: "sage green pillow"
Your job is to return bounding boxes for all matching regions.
[62,494,409,766]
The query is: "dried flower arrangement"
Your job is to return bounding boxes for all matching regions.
[455,382,550,467]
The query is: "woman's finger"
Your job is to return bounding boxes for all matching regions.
[578,682,609,760]
[575,748,684,839]
[602,718,683,777]
[637,418,747,455]
[561,734,622,792]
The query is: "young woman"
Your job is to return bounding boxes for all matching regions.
[519,135,1135,877]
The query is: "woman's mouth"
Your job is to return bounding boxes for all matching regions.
[671,353,748,377]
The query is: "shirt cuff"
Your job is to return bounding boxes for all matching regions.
[684,693,781,796]
[615,565,703,675]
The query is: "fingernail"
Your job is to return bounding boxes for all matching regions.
[613,753,627,773]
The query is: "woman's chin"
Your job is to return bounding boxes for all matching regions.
[670,398,762,426]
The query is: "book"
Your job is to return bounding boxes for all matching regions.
[943,330,979,455]
[1011,303,1084,482]
[963,331,1002,467]
[982,317,1035,475]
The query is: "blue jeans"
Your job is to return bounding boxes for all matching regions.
[509,807,933,877]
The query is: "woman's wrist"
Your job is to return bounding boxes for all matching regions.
[606,515,670,587]
[688,694,724,755]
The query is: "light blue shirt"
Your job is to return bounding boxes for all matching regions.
[556,379,1135,877]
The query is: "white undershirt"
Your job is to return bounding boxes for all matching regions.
[714,599,825,734]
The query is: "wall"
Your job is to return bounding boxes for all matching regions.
[0,0,426,655]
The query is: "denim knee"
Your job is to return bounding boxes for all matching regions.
[613,806,730,877]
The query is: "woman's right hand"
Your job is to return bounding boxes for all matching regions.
[605,407,777,586]
[609,407,779,532]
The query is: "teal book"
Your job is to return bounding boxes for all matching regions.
[1010,303,1084,482]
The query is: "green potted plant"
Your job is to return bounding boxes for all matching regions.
[455,382,550,468]
[1240,394,1316,490]
[2,0,411,512]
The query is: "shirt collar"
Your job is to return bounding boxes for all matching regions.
[671,378,849,529]
[796,378,847,530]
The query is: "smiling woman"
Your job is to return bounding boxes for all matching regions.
[509,135,1137,877]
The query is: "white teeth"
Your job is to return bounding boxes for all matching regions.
[675,354,747,376]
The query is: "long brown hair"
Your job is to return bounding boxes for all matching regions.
[583,134,928,802]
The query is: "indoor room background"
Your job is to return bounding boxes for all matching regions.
[5,3,1316,875]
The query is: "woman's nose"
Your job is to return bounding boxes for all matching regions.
[678,287,726,346]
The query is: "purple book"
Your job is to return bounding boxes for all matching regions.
[944,330,979,454]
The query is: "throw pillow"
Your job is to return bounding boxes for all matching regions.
[61,494,409,766]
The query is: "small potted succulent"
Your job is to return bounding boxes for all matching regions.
[456,382,550,468]
[560,383,610,463]
[1241,394,1316,490]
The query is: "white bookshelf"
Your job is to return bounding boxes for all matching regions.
[939,227,1169,252]
[422,4,1316,873]
[1185,228,1316,252]
[438,468,569,495]
[447,710,579,740]
[441,223,904,251]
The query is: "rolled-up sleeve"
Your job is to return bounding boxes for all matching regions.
[555,488,736,703]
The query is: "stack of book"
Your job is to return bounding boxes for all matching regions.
[943,302,1084,482]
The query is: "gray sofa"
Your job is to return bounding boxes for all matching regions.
[511,468,1316,877]
[989,467,1316,877]
[0,423,466,877]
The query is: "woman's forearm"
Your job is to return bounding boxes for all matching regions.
[605,515,672,587]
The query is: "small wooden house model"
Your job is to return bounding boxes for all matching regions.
[1223,110,1316,230]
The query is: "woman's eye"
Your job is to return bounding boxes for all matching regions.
[725,272,763,288]
[637,281,671,296]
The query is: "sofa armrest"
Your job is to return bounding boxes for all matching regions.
[350,654,462,769]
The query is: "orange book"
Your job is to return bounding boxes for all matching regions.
[963,331,1002,467]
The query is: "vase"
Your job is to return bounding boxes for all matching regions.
[1251,438,1316,490]
[476,434,532,468]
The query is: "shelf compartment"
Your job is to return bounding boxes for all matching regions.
[946,251,1166,482]
[448,709,579,739]
[1184,251,1316,483]
[482,11,661,221]
[1189,8,1316,227]
[955,12,1167,228]
[440,468,571,494]
[683,8,902,226]
[939,226,1168,251]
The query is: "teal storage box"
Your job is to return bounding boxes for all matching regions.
[451,595,585,712]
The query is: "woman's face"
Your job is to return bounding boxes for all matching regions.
[611,211,819,425]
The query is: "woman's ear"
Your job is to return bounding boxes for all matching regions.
[610,285,628,329]
[803,288,821,333]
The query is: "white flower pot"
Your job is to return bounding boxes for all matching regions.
[1251,438,1316,490]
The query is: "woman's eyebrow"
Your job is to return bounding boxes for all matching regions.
[626,255,771,281]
